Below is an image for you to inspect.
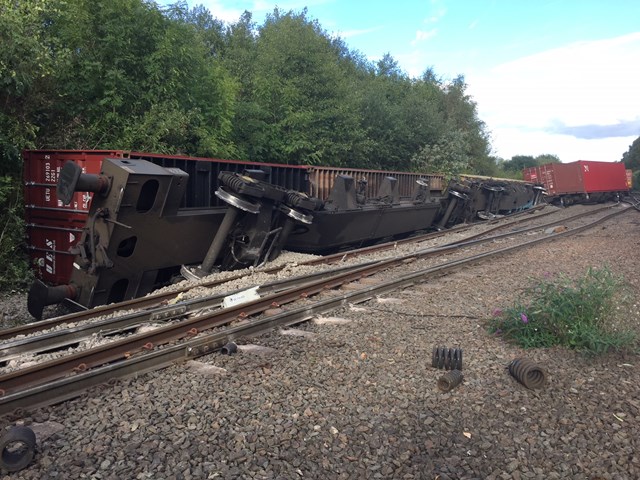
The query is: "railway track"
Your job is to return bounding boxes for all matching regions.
[0,203,632,416]
[0,204,551,342]
[0,204,569,357]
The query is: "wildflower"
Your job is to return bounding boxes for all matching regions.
[492,308,503,317]
[494,328,502,336]
[520,313,529,324]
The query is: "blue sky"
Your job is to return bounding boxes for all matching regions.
[176,0,640,162]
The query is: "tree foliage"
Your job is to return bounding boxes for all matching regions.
[622,136,640,191]
[0,0,514,288]
[1,1,496,171]
[500,154,562,178]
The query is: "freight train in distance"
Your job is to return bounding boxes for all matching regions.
[22,150,559,319]
[524,160,632,206]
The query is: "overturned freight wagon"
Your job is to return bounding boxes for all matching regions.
[25,151,543,318]
[23,150,444,287]
[25,152,447,318]
[436,176,544,229]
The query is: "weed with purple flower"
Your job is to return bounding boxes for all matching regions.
[486,267,636,354]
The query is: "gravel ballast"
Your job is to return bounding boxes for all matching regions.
[1,205,639,479]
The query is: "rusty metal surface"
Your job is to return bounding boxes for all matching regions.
[508,358,547,389]
[307,166,443,200]
[437,370,464,392]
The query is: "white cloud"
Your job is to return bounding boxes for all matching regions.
[411,28,438,45]
[197,0,245,23]
[489,127,636,162]
[467,32,640,160]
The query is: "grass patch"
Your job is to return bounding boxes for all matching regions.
[487,267,637,355]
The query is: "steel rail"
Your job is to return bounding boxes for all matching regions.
[0,261,380,361]
[0,205,631,404]
[0,205,569,359]
[0,204,616,364]
[0,205,550,341]
[0,205,631,416]
[444,203,617,245]
[443,202,620,249]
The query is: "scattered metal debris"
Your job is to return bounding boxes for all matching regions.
[0,425,37,472]
[220,342,238,355]
[432,346,463,370]
[508,358,547,389]
[437,369,464,392]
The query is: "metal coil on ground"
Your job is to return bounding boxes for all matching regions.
[508,358,546,389]
[431,346,463,370]
[0,425,37,472]
[437,370,464,392]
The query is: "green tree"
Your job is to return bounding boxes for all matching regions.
[232,8,364,165]
[622,136,640,191]
[0,0,67,289]
[0,0,67,175]
[622,136,640,170]
[410,129,472,179]
[37,0,237,157]
[502,155,537,173]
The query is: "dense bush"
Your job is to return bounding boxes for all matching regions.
[487,268,637,354]
[0,176,32,290]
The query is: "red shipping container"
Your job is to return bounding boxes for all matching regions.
[26,218,86,285]
[23,150,126,284]
[523,161,628,196]
[23,150,125,218]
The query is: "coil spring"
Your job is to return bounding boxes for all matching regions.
[431,346,463,370]
[219,172,249,193]
[284,191,304,208]
[437,370,464,392]
[508,358,546,389]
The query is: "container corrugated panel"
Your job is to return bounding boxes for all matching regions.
[26,218,86,285]
[525,163,582,195]
[23,150,125,218]
[577,160,628,193]
[522,166,539,183]
[23,150,126,284]
[530,161,629,195]
[545,162,585,195]
[307,166,443,200]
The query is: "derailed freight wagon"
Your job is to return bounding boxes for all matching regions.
[23,150,444,287]
[523,160,630,205]
[24,151,543,318]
